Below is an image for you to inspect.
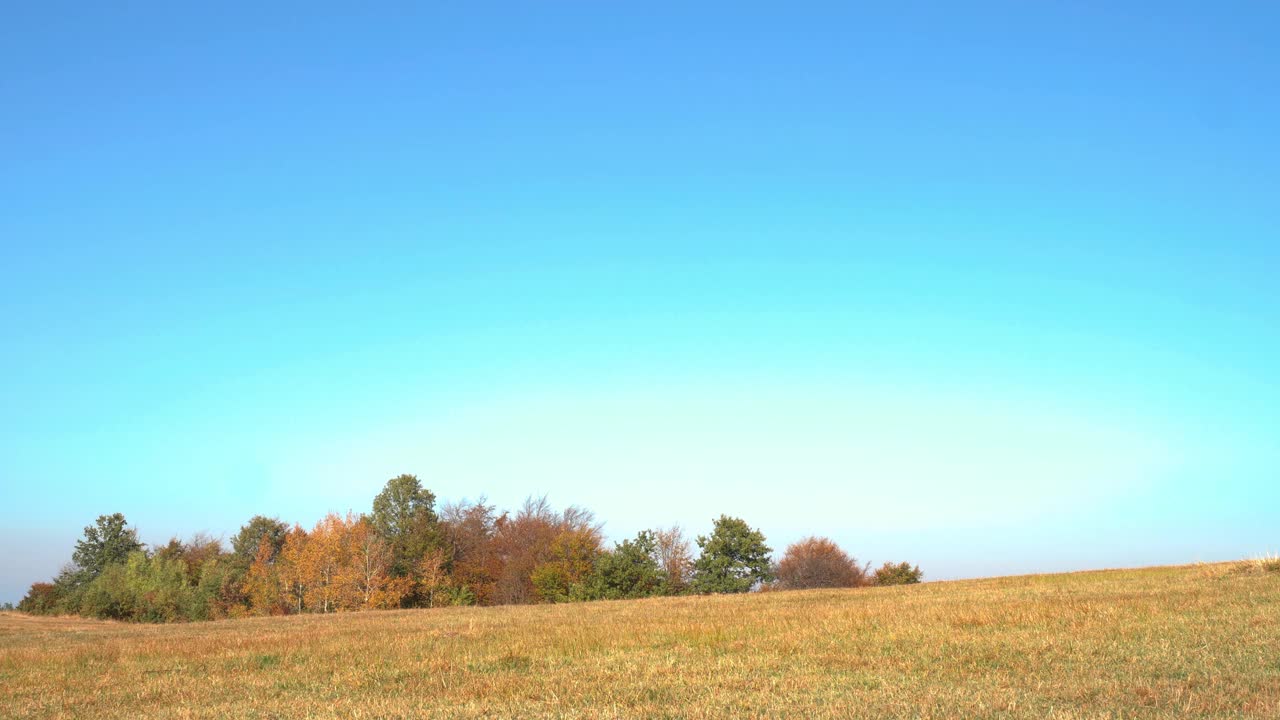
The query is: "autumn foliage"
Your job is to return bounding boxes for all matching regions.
[19,475,919,622]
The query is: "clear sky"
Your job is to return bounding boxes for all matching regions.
[2,3,1277,605]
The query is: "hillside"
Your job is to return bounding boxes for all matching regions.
[2,563,1277,719]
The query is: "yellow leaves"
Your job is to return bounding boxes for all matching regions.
[369,577,415,610]
[417,548,451,608]
[530,527,604,603]
[244,534,285,616]
[268,514,403,614]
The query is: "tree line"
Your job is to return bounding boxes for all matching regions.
[17,474,922,622]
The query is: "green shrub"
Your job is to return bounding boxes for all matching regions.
[873,561,924,586]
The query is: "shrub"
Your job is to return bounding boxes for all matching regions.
[77,563,133,619]
[873,561,924,586]
[18,583,61,614]
[775,537,869,590]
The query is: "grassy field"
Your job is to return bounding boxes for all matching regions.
[2,562,1277,719]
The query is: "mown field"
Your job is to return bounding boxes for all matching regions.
[2,562,1277,719]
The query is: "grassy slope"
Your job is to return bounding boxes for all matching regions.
[1,563,1277,719]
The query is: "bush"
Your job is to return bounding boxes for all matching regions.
[18,583,61,614]
[77,563,134,619]
[873,561,923,586]
[775,537,869,590]
[71,551,201,622]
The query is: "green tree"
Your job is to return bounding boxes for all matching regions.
[594,531,665,599]
[72,513,143,581]
[49,565,86,613]
[231,516,289,566]
[691,515,774,594]
[371,474,441,579]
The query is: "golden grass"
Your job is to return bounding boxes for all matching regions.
[1234,553,1280,576]
[2,563,1278,718]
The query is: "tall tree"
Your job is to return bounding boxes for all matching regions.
[72,513,143,580]
[691,515,774,594]
[371,474,441,580]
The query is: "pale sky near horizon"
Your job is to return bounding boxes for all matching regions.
[2,3,1278,604]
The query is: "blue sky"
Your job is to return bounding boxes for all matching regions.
[2,3,1277,604]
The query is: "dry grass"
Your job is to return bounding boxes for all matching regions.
[2,562,1278,719]
[1234,553,1280,576]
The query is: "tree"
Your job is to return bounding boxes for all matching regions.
[371,474,441,582]
[530,526,605,603]
[299,513,355,613]
[653,526,694,594]
[49,565,85,613]
[873,561,924,586]
[691,515,773,594]
[491,497,561,605]
[123,551,191,623]
[346,515,409,609]
[192,555,239,621]
[243,534,286,615]
[416,547,452,608]
[276,525,309,613]
[774,537,868,590]
[154,533,226,587]
[440,498,502,605]
[492,497,602,605]
[593,531,665,600]
[72,513,143,581]
[231,516,289,566]
[69,550,195,623]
